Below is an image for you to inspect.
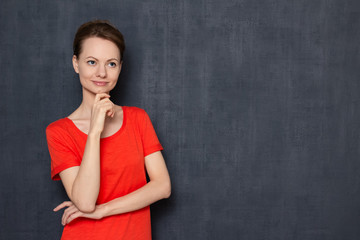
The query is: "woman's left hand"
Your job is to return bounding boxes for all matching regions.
[53,201,105,225]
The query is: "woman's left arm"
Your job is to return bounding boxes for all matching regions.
[55,151,171,225]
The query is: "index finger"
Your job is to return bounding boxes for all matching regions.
[94,93,110,102]
[53,201,73,212]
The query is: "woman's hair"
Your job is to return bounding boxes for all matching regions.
[73,20,125,60]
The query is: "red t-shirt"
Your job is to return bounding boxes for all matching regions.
[46,106,163,240]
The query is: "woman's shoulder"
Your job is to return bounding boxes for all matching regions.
[122,106,147,117]
[46,118,71,137]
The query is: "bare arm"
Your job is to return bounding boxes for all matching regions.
[59,133,100,213]
[59,93,115,213]
[56,151,171,224]
[102,151,171,216]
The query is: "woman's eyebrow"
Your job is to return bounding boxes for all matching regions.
[107,58,120,62]
[85,56,119,62]
[85,56,98,60]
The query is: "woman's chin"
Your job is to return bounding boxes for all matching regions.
[96,89,106,94]
[82,86,110,96]
[92,89,110,95]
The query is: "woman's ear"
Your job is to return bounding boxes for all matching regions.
[72,55,79,73]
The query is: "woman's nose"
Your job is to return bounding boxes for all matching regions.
[96,65,106,78]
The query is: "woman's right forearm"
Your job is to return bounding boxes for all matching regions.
[71,131,101,213]
[67,93,115,213]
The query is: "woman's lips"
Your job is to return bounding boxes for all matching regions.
[92,81,108,86]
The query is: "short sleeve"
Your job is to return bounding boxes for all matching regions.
[139,110,163,156]
[46,124,81,181]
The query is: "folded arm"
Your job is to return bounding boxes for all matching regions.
[55,151,171,225]
[102,151,171,216]
[59,93,116,213]
[59,132,101,213]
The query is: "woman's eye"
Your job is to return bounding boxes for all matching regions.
[87,60,96,65]
[108,62,116,67]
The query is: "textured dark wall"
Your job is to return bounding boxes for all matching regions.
[1,0,360,239]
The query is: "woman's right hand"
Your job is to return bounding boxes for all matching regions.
[54,201,105,225]
[88,93,115,135]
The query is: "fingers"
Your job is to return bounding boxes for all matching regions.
[62,204,80,225]
[61,203,86,226]
[62,204,76,225]
[95,93,115,117]
[53,201,72,212]
[94,93,110,103]
[95,98,115,118]
[104,102,115,118]
[89,94,116,134]
[54,201,86,226]
[65,210,83,225]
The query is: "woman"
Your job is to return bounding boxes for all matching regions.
[46,20,171,240]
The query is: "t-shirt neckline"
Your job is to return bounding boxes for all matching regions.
[64,106,126,141]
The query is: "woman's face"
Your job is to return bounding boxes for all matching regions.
[72,37,122,95]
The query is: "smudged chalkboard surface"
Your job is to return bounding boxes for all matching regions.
[1,0,360,239]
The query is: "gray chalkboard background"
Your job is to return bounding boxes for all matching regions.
[1,0,360,239]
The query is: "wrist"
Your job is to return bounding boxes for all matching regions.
[99,203,110,218]
[88,130,102,139]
